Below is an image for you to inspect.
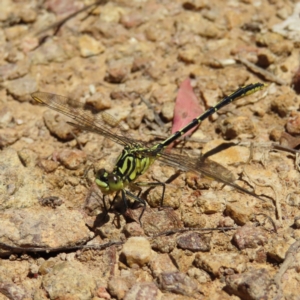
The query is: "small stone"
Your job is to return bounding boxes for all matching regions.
[0,60,29,81]
[170,248,195,273]
[149,253,177,278]
[123,222,145,237]
[225,269,272,300]
[120,11,145,28]
[122,237,152,267]
[99,2,125,23]
[269,40,293,56]
[225,201,253,225]
[151,235,176,253]
[124,282,161,300]
[0,283,27,300]
[38,260,55,275]
[38,159,59,173]
[42,261,97,299]
[232,225,268,250]
[19,6,37,23]
[4,25,28,40]
[132,208,182,236]
[256,32,284,47]
[161,101,174,122]
[106,58,132,83]
[43,110,79,140]
[4,75,37,102]
[105,104,132,124]
[194,252,247,277]
[286,111,300,135]
[79,34,105,58]
[108,276,131,300]
[86,92,112,111]
[0,128,19,147]
[217,116,255,139]
[181,207,207,228]
[126,103,147,129]
[159,272,199,297]
[188,267,211,284]
[271,92,297,117]
[57,149,87,170]
[177,232,211,252]
[131,56,151,72]
[30,38,68,64]
[0,107,12,128]
[196,190,226,214]
[267,237,295,262]
[18,148,37,167]
[178,46,201,64]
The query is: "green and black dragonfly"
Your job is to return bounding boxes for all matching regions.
[32,82,266,222]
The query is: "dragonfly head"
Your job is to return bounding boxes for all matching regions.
[95,169,124,193]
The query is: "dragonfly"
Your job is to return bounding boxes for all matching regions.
[32,82,266,222]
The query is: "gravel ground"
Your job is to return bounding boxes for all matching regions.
[1,0,300,299]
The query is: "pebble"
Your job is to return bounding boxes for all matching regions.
[126,103,147,129]
[42,261,97,299]
[149,253,177,277]
[122,222,145,237]
[286,111,300,135]
[0,107,12,128]
[188,267,211,284]
[151,235,176,253]
[124,282,161,300]
[120,11,145,28]
[161,101,174,122]
[271,87,297,117]
[86,92,112,111]
[159,272,199,297]
[0,60,29,81]
[79,34,105,58]
[177,232,211,252]
[17,148,37,167]
[4,24,27,40]
[30,38,68,65]
[106,58,132,83]
[181,207,207,228]
[217,116,255,139]
[194,252,247,277]
[267,236,296,262]
[225,201,253,226]
[225,269,272,300]
[0,207,91,248]
[43,110,79,140]
[4,75,37,102]
[108,276,131,300]
[38,159,59,173]
[0,127,19,147]
[122,237,152,267]
[232,225,269,250]
[196,190,226,214]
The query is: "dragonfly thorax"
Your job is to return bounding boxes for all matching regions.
[95,168,124,194]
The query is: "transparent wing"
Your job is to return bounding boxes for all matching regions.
[157,151,263,201]
[32,92,134,146]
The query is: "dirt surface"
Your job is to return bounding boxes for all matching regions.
[1,0,300,299]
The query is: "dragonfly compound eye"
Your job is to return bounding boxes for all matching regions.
[97,169,108,181]
[107,174,124,191]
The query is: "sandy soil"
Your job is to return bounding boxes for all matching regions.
[1,0,300,299]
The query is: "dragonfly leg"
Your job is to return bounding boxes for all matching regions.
[134,181,166,208]
[124,190,146,225]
